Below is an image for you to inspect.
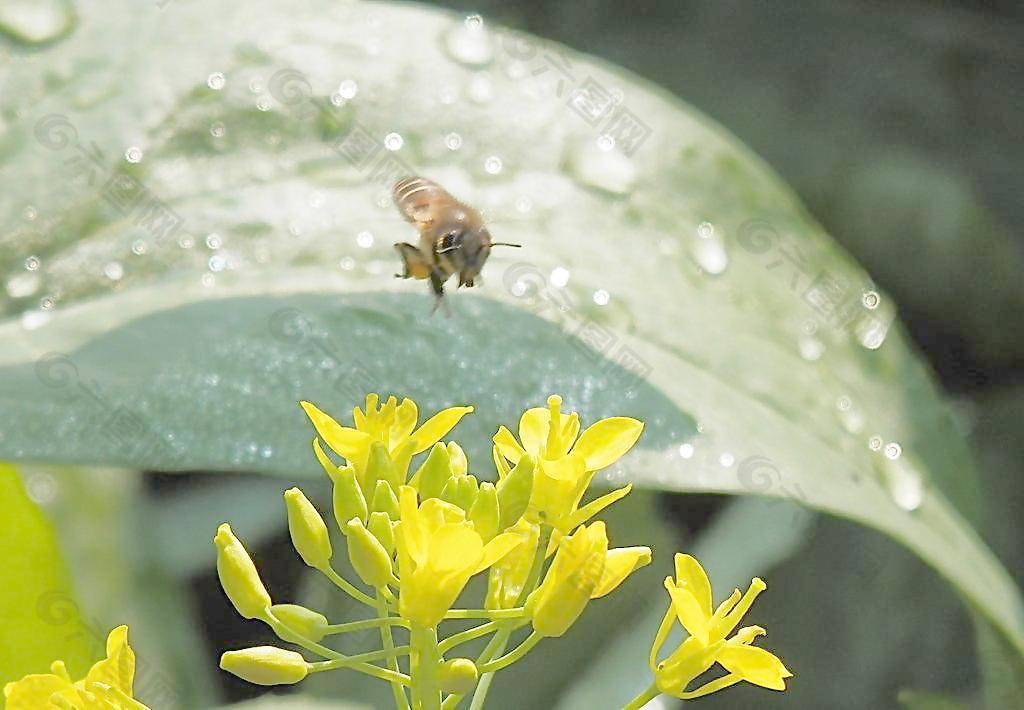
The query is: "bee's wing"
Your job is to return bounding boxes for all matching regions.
[392,176,462,228]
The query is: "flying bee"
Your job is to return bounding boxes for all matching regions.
[392,176,520,312]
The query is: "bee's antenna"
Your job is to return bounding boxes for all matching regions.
[490,242,522,248]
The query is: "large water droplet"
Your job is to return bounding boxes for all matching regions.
[6,272,40,298]
[690,222,728,275]
[124,146,143,164]
[564,138,637,196]
[875,450,924,512]
[443,14,494,67]
[207,72,226,90]
[0,0,76,45]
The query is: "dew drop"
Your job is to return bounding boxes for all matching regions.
[124,146,143,163]
[39,295,54,310]
[23,205,37,221]
[103,261,124,281]
[515,196,532,213]
[690,232,728,275]
[384,132,404,151]
[208,255,226,272]
[210,121,226,138]
[20,309,49,330]
[205,233,222,250]
[876,451,924,512]
[24,255,40,271]
[131,239,148,255]
[596,134,615,151]
[884,441,902,460]
[868,435,883,451]
[25,472,58,505]
[338,79,358,99]
[444,132,463,151]
[207,72,226,90]
[443,14,494,67]
[0,0,76,45]
[6,272,40,298]
[678,443,695,459]
[592,289,610,306]
[564,138,637,196]
[356,231,374,248]
[483,155,503,175]
[339,257,355,271]
[862,290,880,309]
[719,452,735,467]
[550,267,570,288]
[798,335,824,361]
[256,97,271,111]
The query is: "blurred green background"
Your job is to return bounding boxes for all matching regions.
[1,1,1022,709]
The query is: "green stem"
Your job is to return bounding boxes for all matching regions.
[325,617,410,635]
[466,524,553,710]
[437,621,501,654]
[440,629,510,710]
[476,632,542,674]
[622,683,660,710]
[309,645,411,672]
[410,625,442,710]
[321,565,381,608]
[378,591,412,710]
[263,609,410,686]
[444,608,525,620]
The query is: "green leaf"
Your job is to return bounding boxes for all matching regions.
[0,464,94,685]
[0,0,1020,670]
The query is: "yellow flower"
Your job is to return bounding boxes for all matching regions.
[650,554,792,699]
[4,626,150,709]
[395,486,523,627]
[302,395,473,486]
[526,521,651,637]
[492,395,643,531]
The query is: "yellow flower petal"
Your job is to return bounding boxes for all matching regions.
[716,644,792,691]
[429,524,484,575]
[300,401,372,461]
[398,486,428,568]
[492,425,524,464]
[473,531,525,574]
[518,407,549,456]
[571,416,644,471]
[84,625,135,695]
[409,406,474,453]
[591,546,652,598]
[665,578,710,644]
[564,484,632,531]
[674,553,713,618]
[4,673,75,709]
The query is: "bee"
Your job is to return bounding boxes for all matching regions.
[392,176,520,312]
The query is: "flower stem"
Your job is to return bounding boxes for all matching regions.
[476,632,541,674]
[444,608,525,620]
[410,625,442,710]
[438,621,501,654]
[622,683,660,710]
[321,565,381,608]
[378,591,411,710]
[309,645,411,672]
[325,617,410,636]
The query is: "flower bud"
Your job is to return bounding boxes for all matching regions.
[371,479,401,519]
[496,455,534,529]
[365,441,400,494]
[220,646,308,686]
[439,658,479,695]
[486,521,539,610]
[285,488,333,570]
[346,517,394,588]
[447,442,468,476]
[411,442,451,499]
[214,523,271,619]
[325,463,367,531]
[525,522,607,637]
[367,511,396,556]
[269,604,329,643]
[440,473,478,512]
[468,482,499,542]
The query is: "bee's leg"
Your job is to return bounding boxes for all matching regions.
[394,242,432,279]
[429,269,451,317]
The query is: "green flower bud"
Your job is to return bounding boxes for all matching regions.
[440,474,478,512]
[496,455,534,529]
[325,463,367,532]
[365,441,399,494]
[285,488,333,570]
[439,658,479,695]
[468,482,499,542]
[269,604,329,643]
[367,511,396,556]
[214,523,272,619]
[411,442,451,499]
[220,646,308,686]
[371,479,400,519]
[345,517,394,589]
